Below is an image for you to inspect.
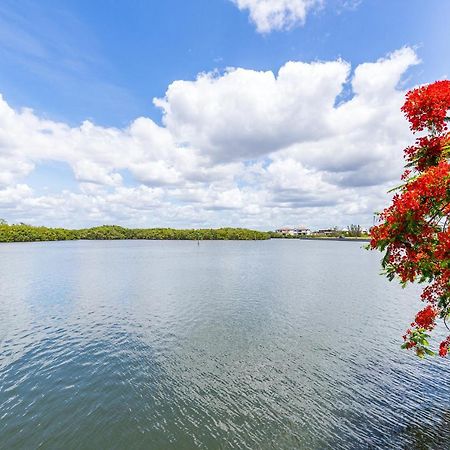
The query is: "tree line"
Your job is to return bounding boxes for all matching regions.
[0,222,270,242]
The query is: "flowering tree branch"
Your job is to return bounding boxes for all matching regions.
[370,80,450,358]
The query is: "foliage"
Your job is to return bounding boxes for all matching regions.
[370,80,450,358]
[269,226,369,239]
[347,224,362,237]
[0,224,270,243]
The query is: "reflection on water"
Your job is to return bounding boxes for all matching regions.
[399,409,450,450]
[0,240,449,449]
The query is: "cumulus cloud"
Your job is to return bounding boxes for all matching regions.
[0,48,420,229]
[154,59,349,162]
[232,0,323,33]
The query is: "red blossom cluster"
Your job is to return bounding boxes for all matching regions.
[415,305,438,329]
[404,136,448,171]
[402,80,450,133]
[371,80,450,358]
[439,336,450,357]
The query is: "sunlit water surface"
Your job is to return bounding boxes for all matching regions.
[0,240,449,449]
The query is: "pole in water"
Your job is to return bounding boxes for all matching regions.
[197,239,200,246]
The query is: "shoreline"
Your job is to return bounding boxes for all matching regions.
[0,224,370,243]
[272,236,371,242]
[0,237,371,244]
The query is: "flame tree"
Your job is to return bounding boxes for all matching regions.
[370,80,450,358]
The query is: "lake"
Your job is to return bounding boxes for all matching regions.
[0,240,449,449]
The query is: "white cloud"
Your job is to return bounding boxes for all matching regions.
[0,184,33,208]
[0,48,421,230]
[154,59,350,162]
[232,0,323,33]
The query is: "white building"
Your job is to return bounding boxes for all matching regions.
[275,227,311,236]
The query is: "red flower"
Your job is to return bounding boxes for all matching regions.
[439,336,450,357]
[401,80,450,133]
[415,305,438,330]
[371,80,450,357]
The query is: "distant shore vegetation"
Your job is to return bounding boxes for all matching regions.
[269,233,370,240]
[0,220,370,243]
[0,222,270,242]
[269,227,370,240]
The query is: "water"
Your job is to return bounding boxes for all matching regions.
[0,240,449,449]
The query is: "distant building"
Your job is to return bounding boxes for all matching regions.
[275,227,311,236]
[314,228,338,236]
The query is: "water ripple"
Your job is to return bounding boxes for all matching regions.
[0,240,449,449]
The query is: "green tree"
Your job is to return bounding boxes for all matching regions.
[347,224,362,237]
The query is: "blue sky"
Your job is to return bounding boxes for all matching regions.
[0,0,449,229]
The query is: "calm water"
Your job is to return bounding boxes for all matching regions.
[0,240,449,449]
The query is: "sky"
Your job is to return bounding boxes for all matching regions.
[0,0,449,230]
